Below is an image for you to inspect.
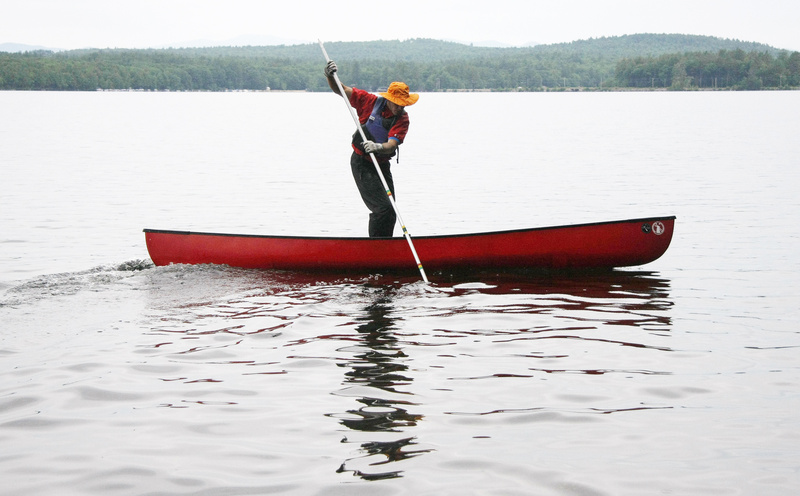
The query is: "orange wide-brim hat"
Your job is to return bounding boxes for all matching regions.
[380,82,419,106]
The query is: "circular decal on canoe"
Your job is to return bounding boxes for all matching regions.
[652,221,665,235]
[641,223,651,234]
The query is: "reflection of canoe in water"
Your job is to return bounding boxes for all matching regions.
[143,216,675,274]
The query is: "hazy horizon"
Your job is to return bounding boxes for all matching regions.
[3,0,799,52]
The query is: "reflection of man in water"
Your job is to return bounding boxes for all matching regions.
[333,288,432,479]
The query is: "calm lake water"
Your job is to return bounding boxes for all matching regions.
[1,90,799,495]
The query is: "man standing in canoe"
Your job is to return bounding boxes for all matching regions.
[324,60,419,238]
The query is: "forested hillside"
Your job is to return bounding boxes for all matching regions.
[1,34,797,91]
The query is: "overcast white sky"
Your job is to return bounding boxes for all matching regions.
[3,0,799,51]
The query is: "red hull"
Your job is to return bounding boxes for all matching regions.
[144,216,675,273]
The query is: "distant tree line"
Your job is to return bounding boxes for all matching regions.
[1,36,798,92]
[615,49,800,89]
[0,50,312,91]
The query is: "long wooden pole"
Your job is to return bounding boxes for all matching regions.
[319,40,429,283]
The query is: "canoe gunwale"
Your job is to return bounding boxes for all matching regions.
[143,215,677,241]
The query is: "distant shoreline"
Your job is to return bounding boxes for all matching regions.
[67,87,800,93]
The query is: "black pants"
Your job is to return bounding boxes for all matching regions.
[350,152,396,237]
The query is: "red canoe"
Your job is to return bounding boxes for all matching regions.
[143,216,675,274]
